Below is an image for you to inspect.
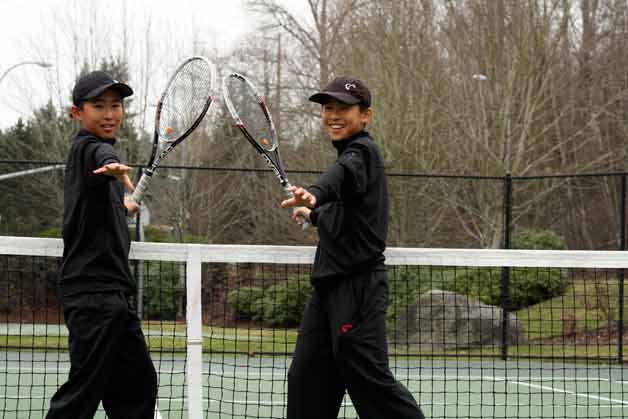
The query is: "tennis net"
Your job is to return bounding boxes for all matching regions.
[1,236,627,418]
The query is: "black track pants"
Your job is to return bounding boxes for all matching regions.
[287,271,425,419]
[46,291,158,419]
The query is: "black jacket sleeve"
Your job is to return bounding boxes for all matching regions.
[337,144,368,196]
[83,140,120,187]
[309,143,368,208]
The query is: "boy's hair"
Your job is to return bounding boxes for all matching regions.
[72,71,133,106]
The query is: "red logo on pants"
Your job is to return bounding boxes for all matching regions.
[340,323,353,333]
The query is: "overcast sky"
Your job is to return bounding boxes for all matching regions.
[0,0,305,130]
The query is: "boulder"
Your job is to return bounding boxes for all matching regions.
[391,289,526,350]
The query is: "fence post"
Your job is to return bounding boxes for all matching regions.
[186,244,203,417]
[618,175,626,364]
[500,173,513,361]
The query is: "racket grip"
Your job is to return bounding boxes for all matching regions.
[283,186,310,231]
[130,173,153,205]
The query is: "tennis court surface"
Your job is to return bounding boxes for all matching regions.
[1,236,626,418]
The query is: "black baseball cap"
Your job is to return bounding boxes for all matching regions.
[309,76,371,107]
[72,70,133,106]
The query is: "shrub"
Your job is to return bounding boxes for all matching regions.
[512,228,567,250]
[227,275,312,327]
[260,275,313,327]
[445,267,567,310]
[227,286,265,319]
[444,229,569,310]
[143,261,182,320]
[143,225,173,242]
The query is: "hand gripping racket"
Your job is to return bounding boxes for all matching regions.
[131,56,216,204]
[222,72,309,229]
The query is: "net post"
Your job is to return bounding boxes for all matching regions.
[186,244,204,417]
[617,174,626,363]
[500,173,513,361]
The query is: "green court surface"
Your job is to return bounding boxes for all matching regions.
[1,351,626,418]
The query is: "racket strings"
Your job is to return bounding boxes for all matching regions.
[225,77,276,151]
[160,59,214,139]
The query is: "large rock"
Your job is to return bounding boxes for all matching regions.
[391,289,526,350]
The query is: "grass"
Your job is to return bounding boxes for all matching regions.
[517,277,627,341]
[0,335,67,350]
[0,323,298,354]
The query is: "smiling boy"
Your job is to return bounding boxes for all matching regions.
[46,71,157,419]
[281,77,425,419]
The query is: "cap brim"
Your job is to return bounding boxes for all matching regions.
[83,82,134,101]
[308,92,360,105]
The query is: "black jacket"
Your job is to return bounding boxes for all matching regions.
[59,130,134,296]
[309,131,388,286]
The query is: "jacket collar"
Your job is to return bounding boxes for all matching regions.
[76,129,117,145]
[331,130,369,155]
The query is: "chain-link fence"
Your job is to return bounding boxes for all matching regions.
[1,160,626,251]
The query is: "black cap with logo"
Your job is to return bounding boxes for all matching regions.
[72,71,133,106]
[309,76,371,107]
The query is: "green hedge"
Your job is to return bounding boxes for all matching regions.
[512,228,567,250]
[444,228,570,310]
[143,261,181,320]
[260,278,313,326]
[227,275,312,327]
[444,266,568,310]
[227,286,265,319]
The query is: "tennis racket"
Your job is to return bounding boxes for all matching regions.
[222,72,309,229]
[130,56,216,205]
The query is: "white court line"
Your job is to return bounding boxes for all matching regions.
[4,394,624,409]
[2,367,627,385]
[203,397,626,409]
[504,379,628,406]
[6,392,623,410]
[3,367,626,410]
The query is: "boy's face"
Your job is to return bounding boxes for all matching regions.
[321,99,372,141]
[71,88,124,139]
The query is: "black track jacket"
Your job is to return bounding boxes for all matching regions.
[59,130,134,296]
[309,131,388,286]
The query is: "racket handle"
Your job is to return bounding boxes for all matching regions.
[284,186,310,231]
[300,216,310,231]
[131,172,153,205]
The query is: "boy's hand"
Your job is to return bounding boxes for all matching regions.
[291,207,311,225]
[93,163,135,192]
[124,196,141,217]
[281,186,317,208]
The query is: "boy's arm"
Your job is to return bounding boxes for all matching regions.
[93,163,135,193]
[85,141,134,192]
[310,144,368,206]
[281,145,368,208]
[308,163,345,207]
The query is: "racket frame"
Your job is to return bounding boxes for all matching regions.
[222,72,309,229]
[222,72,291,190]
[131,56,216,204]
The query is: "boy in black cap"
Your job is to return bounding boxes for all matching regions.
[281,77,425,419]
[46,71,157,419]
